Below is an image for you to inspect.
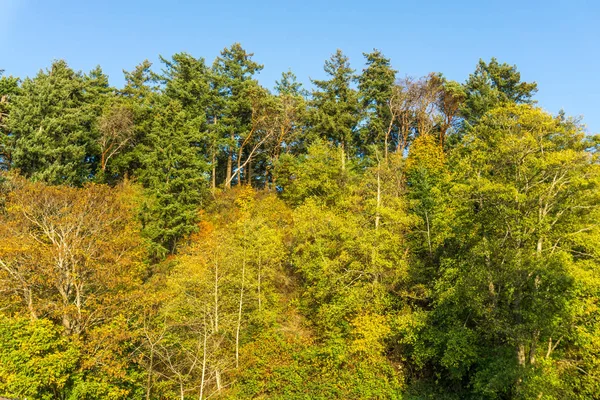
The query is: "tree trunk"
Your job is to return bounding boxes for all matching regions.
[246,158,252,186]
[215,369,222,392]
[199,312,208,400]
[529,330,539,365]
[214,259,219,333]
[145,347,154,400]
[517,343,526,366]
[211,150,216,191]
[212,116,218,190]
[257,255,262,312]
[214,254,222,394]
[425,210,433,257]
[236,254,246,368]
[375,164,381,230]
[26,288,37,320]
[226,132,234,189]
[236,147,243,186]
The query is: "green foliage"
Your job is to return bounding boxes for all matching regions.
[275,140,353,206]
[139,98,209,257]
[0,72,20,170]
[232,331,404,399]
[405,104,600,398]
[8,60,110,185]
[0,315,79,399]
[1,47,599,400]
[310,50,361,154]
[357,49,397,156]
[212,43,264,187]
[462,58,538,124]
[111,60,158,180]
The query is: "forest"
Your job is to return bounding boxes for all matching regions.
[0,43,599,399]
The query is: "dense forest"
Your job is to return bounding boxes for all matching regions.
[0,43,599,399]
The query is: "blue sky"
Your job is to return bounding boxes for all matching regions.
[1,0,598,132]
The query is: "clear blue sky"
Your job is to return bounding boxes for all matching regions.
[1,0,598,133]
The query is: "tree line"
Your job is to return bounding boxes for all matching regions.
[0,43,598,399]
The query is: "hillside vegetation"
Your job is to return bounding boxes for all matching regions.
[0,45,599,399]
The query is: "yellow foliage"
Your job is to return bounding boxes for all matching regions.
[350,313,391,357]
[405,134,446,174]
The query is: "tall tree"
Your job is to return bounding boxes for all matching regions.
[7,61,108,185]
[138,99,209,257]
[113,60,158,181]
[0,72,20,170]
[160,52,215,186]
[309,50,361,161]
[262,70,308,187]
[0,177,144,335]
[462,58,538,124]
[407,104,600,398]
[357,49,397,158]
[212,43,263,188]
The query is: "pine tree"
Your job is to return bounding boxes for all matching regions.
[160,52,216,188]
[212,43,263,188]
[8,61,108,185]
[113,60,159,181]
[357,49,397,157]
[309,49,361,159]
[462,58,538,124]
[0,71,20,170]
[139,98,209,257]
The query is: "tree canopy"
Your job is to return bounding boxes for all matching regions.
[0,46,598,399]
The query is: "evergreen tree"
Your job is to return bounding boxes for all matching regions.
[275,70,306,96]
[357,49,397,157]
[160,52,212,116]
[212,43,263,187]
[310,49,361,159]
[113,60,158,181]
[139,99,209,257]
[462,58,538,124]
[0,72,20,170]
[7,61,107,185]
[159,52,218,190]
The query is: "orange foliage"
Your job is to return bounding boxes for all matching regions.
[0,177,145,335]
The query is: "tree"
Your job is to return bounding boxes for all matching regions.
[97,100,135,178]
[275,140,354,207]
[0,71,20,170]
[7,61,108,185]
[408,104,600,398]
[260,71,307,188]
[212,43,264,188]
[226,85,277,187]
[140,188,289,399]
[0,315,79,400]
[159,52,215,189]
[138,99,209,257]
[309,50,361,160]
[357,49,397,157]
[113,60,158,181]
[388,74,465,152]
[462,58,538,124]
[0,177,145,336]
[405,133,450,262]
